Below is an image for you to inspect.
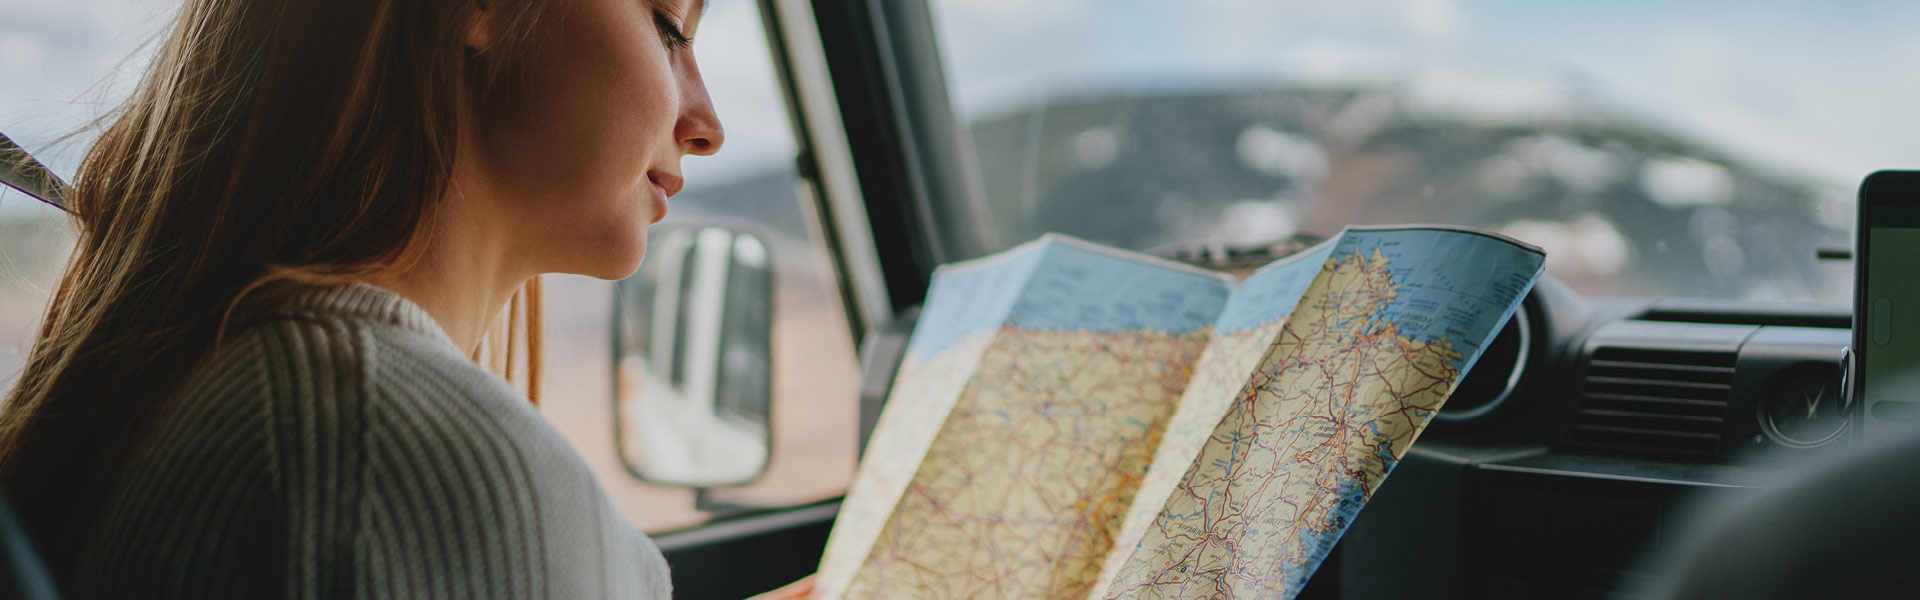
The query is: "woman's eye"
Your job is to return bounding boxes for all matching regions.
[652,12,693,51]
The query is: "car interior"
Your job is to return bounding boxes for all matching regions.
[3,0,1917,598]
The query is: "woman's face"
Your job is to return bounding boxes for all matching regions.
[465,0,722,280]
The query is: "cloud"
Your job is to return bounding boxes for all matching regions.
[927,0,1098,117]
[1401,65,1588,123]
[1402,0,1466,41]
[1567,16,1920,187]
[0,32,46,70]
[928,0,1477,119]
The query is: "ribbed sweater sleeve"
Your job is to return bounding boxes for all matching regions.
[72,284,671,599]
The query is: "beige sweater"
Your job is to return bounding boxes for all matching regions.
[71,283,671,598]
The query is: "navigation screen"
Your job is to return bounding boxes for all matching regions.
[1864,226,1920,423]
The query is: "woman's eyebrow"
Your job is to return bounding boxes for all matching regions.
[650,0,703,20]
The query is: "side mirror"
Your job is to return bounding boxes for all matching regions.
[612,225,774,487]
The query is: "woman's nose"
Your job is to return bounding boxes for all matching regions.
[676,66,724,156]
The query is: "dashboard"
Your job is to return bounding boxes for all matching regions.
[1312,274,1855,599]
[1432,275,1852,456]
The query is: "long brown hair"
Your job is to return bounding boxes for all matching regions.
[0,0,545,572]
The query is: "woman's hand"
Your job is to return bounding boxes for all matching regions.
[746,575,815,600]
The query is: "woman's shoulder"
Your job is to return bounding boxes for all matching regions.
[92,285,670,597]
[165,282,574,496]
[211,282,561,456]
[227,285,669,597]
[213,282,517,401]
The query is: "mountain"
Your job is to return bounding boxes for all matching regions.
[961,86,1848,303]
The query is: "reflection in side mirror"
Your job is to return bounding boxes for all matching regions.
[612,226,773,487]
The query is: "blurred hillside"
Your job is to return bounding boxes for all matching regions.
[963,86,1850,303]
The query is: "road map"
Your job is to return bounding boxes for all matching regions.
[814,228,1545,600]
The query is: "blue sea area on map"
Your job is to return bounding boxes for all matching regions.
[1006,238,1231,335]
[1333,228,1546,373]
[1287,477,1373,592]
[905,235,1234,358]
[1212,240,1335,334]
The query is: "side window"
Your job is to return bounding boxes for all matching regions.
[1,0,147,394]
[0,198,72,393]
[537,0,860,531]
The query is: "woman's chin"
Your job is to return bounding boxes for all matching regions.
[592,248,648,281]
[566,232,648,281]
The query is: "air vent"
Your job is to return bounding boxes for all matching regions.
[1567,346,1735,459]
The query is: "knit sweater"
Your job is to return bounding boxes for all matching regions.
[69,283,671,598]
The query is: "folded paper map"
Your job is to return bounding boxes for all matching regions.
[813,226,1546,600]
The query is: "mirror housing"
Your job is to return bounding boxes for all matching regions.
[612,225,774,487]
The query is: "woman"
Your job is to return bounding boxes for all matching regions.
[0,0,807,596]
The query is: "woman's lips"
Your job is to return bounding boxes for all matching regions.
[648,171,685,197]
[647,171,683,224]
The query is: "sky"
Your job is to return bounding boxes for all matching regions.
[3,0,1918,213]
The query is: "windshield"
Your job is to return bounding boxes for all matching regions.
[925,0,1918,304]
